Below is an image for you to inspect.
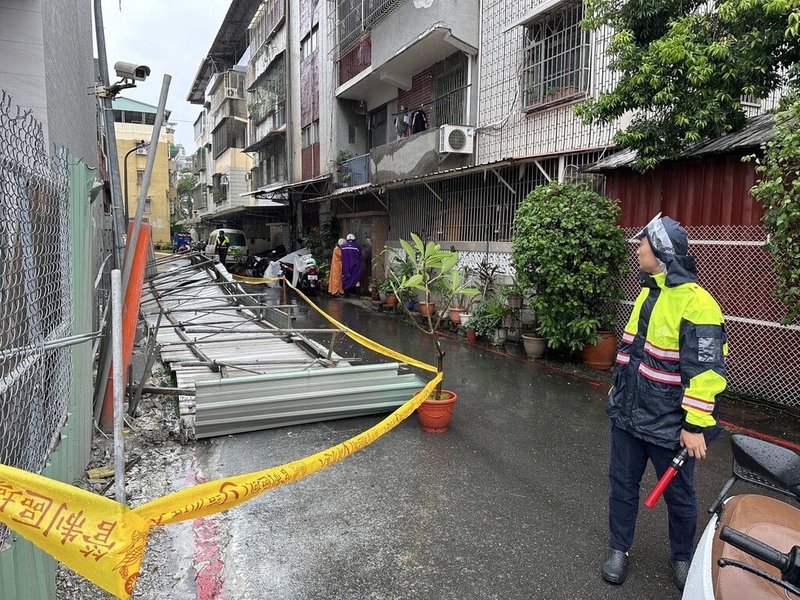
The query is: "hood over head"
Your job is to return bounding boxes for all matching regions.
[634,213,697,286]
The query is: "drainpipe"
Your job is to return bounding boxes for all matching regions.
[285,2,297,249]
[474,0,484,166]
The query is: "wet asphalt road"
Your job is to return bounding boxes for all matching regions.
[193,289,741,600]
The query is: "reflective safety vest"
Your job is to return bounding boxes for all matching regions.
[607,271,728,448]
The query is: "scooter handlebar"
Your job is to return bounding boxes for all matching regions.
[719,526,789,571]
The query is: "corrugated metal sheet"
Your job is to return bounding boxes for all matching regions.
[607,154,763,227]
[144,259,424,440]
[592,113,776,172]
[194,363,425,438]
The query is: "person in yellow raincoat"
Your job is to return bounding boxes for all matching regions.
[328,238,345,296]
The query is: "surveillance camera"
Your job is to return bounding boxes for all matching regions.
[114,61,151,82]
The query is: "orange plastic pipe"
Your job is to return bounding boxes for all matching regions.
[99,222,152,432]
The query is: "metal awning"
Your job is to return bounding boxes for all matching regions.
[240,181,288,198]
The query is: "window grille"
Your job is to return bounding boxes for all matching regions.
[389,151,605,243]
[334,0,405,58]
[522,1,590,111]
[431,53,468,127]
[249,0,285,53]
[136,169,145,187]
[247,58,286,126]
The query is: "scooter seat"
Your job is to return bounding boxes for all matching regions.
[712,494,800,599]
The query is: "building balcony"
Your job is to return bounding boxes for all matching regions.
[369,127,472,185]
[336,153,371,188]
[335,23,477,105]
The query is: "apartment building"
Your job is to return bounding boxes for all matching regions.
[113,97,176,245]
[314,0,621,275]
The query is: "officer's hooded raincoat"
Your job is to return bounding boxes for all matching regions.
[607,215,728,449]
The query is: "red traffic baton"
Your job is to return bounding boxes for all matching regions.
[644,448,689,509]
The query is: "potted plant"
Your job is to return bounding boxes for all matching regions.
[512,182,629,365]
[500,279,528,309]
[469,298,510,346]
[448,266,477,324]
[384,235,479,432]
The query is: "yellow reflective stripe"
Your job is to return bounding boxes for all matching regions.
[682,370,726,428]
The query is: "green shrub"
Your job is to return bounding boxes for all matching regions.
[512,182,629,351]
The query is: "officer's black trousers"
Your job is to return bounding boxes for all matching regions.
[608,425,697,561]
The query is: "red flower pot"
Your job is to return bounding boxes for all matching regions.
[417,390,458,433]
[582,330,617,370]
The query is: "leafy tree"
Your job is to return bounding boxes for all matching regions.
[748,92,800,323]
[512,183,629,351]
[576,0,800,170]
[175,169,197,221]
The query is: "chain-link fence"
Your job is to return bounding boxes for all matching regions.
[0,92,74,546]
[619,226,800,409]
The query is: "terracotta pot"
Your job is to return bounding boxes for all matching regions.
[466,328,477,343]
[506,296,523,309]
[418,301,436,317]
[582,330,617,370]
[385,292,398,307]
[449,307,465,323]
[417,390,458,433]
[522,334,547,359]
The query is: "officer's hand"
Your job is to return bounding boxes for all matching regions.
[680,430,707,460]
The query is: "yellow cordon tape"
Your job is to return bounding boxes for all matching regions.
[0,281,439,599]
[231,274,282,285]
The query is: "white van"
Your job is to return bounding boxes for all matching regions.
[205,228,248,263]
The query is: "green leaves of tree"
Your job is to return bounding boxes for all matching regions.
[577,0,800,170]
[511,183,629,351]
[749,93,800,323]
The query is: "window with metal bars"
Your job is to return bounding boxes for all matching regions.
[248,0,285,53]
[336,0,405,56]
[431,53,468,127]
[522,1,590,111]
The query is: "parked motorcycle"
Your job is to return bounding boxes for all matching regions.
[272,248,319,295]
[296,256,319,296]
[682,434,800,599]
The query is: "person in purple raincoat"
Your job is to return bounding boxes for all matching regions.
[340,233,362,295]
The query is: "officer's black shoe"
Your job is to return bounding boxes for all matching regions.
[601,549,629,584]
[671,559,690,591]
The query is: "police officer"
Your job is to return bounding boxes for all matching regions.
[601,214,728,591]
[215,230,230,267]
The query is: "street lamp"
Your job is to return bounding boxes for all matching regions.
[123,140,149,222]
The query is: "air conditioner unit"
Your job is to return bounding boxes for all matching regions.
[439,125,475,155]
[220,175,230,186]
[135,146,147,155]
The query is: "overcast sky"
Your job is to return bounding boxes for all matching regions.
[100,0,232,154]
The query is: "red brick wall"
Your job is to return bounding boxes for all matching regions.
[339,36,371,85]
[397,68,432,125]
